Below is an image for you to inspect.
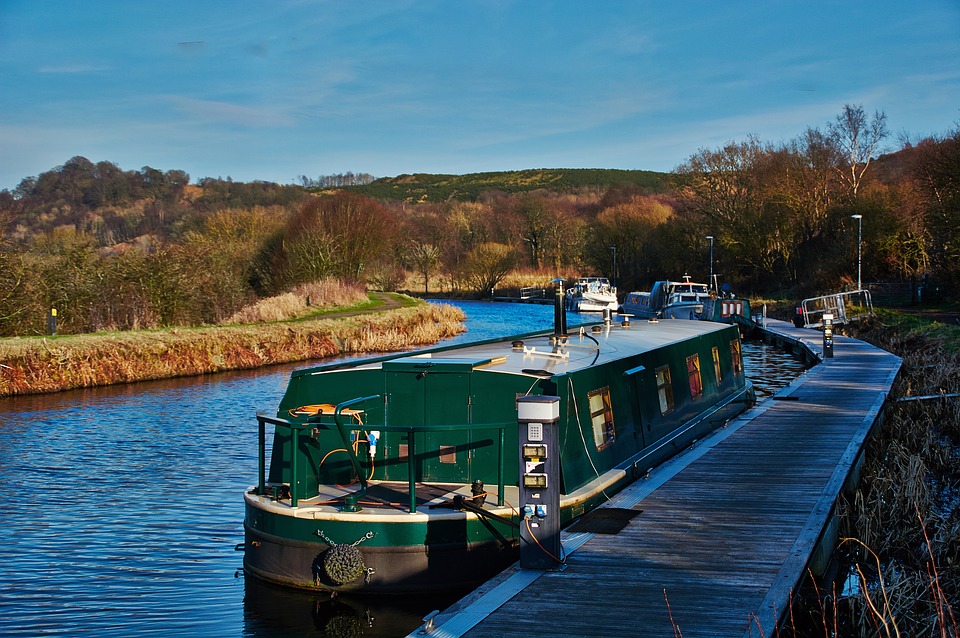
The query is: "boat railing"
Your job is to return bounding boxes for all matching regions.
[799,289,874,328]
[256,408,513,513]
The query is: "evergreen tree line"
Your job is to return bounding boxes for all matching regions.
[1,104,958,337]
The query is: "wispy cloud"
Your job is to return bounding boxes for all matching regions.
[38,64,110,74]
[166,96,296,127]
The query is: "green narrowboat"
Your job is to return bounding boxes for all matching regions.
[701,295,752,323]
[242,304,754,594]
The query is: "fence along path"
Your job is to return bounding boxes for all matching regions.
[414,319,901,638]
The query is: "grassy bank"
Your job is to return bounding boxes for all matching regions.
[0,299,465,397]
[789,309,959,636]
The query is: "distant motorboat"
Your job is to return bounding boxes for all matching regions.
[565,276,618,313]
[622,276,711,320]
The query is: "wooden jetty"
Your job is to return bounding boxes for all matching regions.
[411,318,901,638]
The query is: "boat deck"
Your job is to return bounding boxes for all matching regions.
[303,318,734,379]
[249,481,524,519]
[414,318,901,638]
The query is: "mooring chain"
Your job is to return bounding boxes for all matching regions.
[352,531,375,546]
[314,529,336,545]
[314,529,374,547]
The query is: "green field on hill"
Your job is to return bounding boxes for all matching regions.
[343,168,669,202]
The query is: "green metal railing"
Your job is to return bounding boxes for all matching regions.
[255,399,511,512]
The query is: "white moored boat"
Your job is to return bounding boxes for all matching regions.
[622,276,711,320]
[565,276,618,313]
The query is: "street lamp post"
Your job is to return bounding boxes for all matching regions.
[610,245,618,290]
[705,236,714,291]
[850,215,862,290]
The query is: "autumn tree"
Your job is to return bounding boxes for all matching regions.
[440,201,495,282]
[583,195,674,291]
[459,242,518,295]
[406,241,442,293]
[277,192,390,288]
[27,227,103,333]
[0,248,29,335]
[513,193,550,269]
[911,129,960,293]
[182,207,284,318]
[674,137,791,288]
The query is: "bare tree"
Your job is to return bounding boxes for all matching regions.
[828,104,888,199]
[406,241,441,293]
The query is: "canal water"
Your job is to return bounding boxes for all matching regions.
[0,301,808,637]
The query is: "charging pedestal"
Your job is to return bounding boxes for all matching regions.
[823,312,834,358]
[517,395,561,569]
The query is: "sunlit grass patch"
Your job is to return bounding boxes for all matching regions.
[223,278,370,324]
[0,302,465,397]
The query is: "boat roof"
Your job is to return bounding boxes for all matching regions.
[297,319,733,379]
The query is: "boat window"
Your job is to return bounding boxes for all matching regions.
[730,340,743,376]
[686,354,703,399]
[439,445,457,464]
[712,346,722,383]
[588,387,615,450]
[655,365,674,415]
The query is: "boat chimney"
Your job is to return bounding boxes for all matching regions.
[551,278,567,337]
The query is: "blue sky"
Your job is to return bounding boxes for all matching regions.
[2,1,959,191]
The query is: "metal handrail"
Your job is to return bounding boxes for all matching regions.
[520,286,545,299]
[255,412,512,513]
[799,289,873,328]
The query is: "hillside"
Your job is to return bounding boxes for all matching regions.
[342,168,670,202]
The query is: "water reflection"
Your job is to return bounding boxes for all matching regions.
[242,577,463,637]
[0,301,807,638]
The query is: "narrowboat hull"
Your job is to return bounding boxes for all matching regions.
[242,314,754,594]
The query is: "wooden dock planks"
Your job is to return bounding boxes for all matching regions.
[417,319,901,638]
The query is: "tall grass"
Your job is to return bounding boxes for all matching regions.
[0,302,465,397]
[223,278,370,324]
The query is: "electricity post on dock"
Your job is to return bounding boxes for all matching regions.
[823,313,834,358]
[517,395,561,570]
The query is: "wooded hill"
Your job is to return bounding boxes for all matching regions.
[343,168,669,202]
[2,104,958,339]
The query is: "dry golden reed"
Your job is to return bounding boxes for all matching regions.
[223,278,369,324]
[0,302,465,397]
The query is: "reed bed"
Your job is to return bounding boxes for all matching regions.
[0,302,465,397]
[222,278,370,324]
[786,311,959,637]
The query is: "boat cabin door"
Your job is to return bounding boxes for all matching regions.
[384,359,474,483]
[624,364,649,451]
